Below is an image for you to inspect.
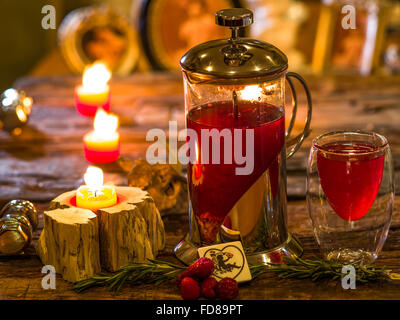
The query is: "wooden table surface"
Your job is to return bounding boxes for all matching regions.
[0,73,400,299]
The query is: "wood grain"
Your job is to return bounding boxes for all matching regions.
[36,205,101,282]
[1,199,400,299]
[0,73,399,299]
[1,73,398,204]
[96,187,165,271]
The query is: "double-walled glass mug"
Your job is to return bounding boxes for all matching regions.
[174,8,312,265]
[307,131,394,264]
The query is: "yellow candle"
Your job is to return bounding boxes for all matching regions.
[76,166,117,210]
[84,132,119,150]
[84,109,119,150]
[83,109,120,163]
[76,62,111,105]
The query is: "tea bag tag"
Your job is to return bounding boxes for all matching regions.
[198,241,252,283]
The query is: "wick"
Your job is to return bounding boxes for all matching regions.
[232,90,239,120]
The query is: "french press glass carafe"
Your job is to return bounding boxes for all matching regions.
[175,8,312,265]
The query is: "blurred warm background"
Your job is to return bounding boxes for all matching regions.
[1,0,400,91]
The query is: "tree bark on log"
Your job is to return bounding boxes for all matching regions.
[96,187,165,271]
[36,206,100,282]
[38,186,165,274]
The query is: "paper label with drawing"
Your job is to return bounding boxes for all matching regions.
[198,241,252,283]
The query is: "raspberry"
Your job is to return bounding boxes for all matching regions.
[201,277,218,299]
[187,257,215,279]
[176,271,190,288]
[216,278,238,300]
[180,277,200,300]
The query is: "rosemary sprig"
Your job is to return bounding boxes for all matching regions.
[73,259,185,293]
[259,256,391,283]
[73,256,393,294]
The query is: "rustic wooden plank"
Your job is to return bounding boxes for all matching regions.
[1,199,400,299]
[0,73,399,299]
[1,73,397,203]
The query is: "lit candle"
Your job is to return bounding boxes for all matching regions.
[239,85,263,101]
[76,166,117,210]
[83,109,120,163]
[75,62,111,117]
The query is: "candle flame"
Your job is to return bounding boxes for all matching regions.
[23,97,33,114]
[239,85,263,101]
[16,106,27,122]
[93,109,118,139]
[2,88,18,107]
[192,140,203,183]
[84,166,103,190]
[264,83,277,92]
[82,62,111,93]
[195,140,200,163]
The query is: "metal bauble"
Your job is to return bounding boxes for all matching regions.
[0,88,32,133]
[0,200,37,255]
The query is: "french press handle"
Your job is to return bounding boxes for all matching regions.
[285,72,312,158]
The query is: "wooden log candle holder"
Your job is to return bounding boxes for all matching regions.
[36,187,165,282]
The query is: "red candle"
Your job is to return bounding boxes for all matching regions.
[75,62,111,117]
[83,109,120,163]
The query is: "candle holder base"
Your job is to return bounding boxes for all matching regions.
[84,145,120,163]
[36,187,165,282]
[174,233,303,266]
[75,89,111,117]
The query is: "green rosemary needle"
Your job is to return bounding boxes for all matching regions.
[256,256,391,283]
[73,256,392,294]
[73,259,185,294]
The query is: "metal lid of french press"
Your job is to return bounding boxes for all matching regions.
[180,8,288,80]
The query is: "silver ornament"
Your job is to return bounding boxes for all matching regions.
[0,200,38,255]
[0,88,32,133]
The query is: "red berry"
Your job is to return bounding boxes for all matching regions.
[176,271,190,288]
[216,278,238,300]
[187,257,214,279]
[180,277,200,300]
[201,277,218,299]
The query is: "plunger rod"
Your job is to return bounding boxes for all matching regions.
[233,90,239,119]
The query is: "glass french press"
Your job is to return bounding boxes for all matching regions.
[175,8,312,265]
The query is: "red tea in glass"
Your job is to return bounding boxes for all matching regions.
[308,131,393,264]
[317,142,385,221]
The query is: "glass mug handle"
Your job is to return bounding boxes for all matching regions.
[285,72,313,158]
